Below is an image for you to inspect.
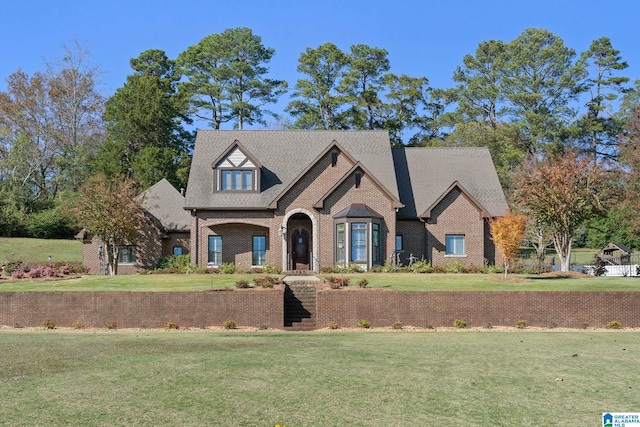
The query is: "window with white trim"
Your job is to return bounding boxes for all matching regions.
[445,234,465,255]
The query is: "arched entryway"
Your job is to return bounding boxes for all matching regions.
[281,209,317,272]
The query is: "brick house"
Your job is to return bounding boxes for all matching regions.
[184,130,508,272]
[78,130,508,273]
[77,178,191,274]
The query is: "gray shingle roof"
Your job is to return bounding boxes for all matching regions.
[185,130,401,209]
[139,179,191,231]
[392,147,508,219]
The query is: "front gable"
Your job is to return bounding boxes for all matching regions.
[421,181,491,220]
[267,141,358,210]
[313,162,403,210]
[211,140,262,193]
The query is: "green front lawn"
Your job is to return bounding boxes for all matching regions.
[1,331,637,426]
[2,272,640,292]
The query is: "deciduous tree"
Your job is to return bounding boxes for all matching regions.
[490,212,527,278]
[72,174,146,275]
[512,151,609,271]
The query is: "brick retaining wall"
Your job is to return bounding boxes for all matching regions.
[1,289,639,330]
[316,290,640,329]
[0,290,283,329]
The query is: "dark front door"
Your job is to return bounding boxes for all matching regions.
[291,229,309,269]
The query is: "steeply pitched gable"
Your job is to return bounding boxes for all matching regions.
[392,147,508,219]
[185,130,400,210]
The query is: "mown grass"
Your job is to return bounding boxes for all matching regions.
[0,331,637,426]
[0,237,82,263]
[1,272,640,292]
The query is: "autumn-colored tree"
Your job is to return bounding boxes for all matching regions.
[512,151,609,272]
[72,175,146,275]
[490,212,527,278]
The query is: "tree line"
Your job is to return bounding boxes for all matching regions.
[1,27,640,269]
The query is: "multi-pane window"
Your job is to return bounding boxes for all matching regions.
[118,246,136,264]
[445,234,465,255]
[208,236,222,265]
[351,223,367,262]
[372,223,380,263]
[252,236,266,266]
[220,170,254,191]
[336,223,345,264]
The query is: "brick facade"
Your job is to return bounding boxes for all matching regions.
[192,148,399,272]
[426,187,490,267]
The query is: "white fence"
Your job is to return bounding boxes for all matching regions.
[583,264,640,277]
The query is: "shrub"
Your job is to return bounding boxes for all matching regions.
[253,276,282,288]
[235,279,251,289]
[165,320,179,330]
[11,270,24,279]
[223,319,237,329]
[262,264,282,274]
[453,319,467,328]
[327,321,339,330]
[219,262,236,274]
[72,320,86,330]
[607,320,622,330]
[156,254,191,270]
[392,321,403,330]
[42,319,56,330]
[345,264,363,273]
[445,260,467,274]
[104,320,118,329]
[410,259,432,273]
[357,319,371,329]
[358,278,369,288]
[4,260,27,275]
[325,276,349,288]
[515,319,527,329]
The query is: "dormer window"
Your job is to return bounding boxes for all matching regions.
[220,169,255,191]
[212,142,261,193]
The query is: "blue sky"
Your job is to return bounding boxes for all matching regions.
[2,0,638,128]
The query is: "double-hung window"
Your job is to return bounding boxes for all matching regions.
[208,236,222,265]
[445,234,465,256]
[252,236,266,266]
[351,223,367,262]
